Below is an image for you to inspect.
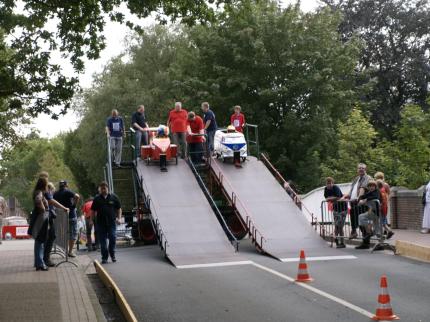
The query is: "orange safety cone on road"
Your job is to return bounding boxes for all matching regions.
[372,275,399,321]
[295,250,313,282]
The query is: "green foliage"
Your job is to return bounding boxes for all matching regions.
[0,136,77,212]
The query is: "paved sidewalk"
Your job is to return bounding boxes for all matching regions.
[390,229,430,247]
[0,239,105,322]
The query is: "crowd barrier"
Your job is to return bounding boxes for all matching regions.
[320,199,396,252]
[51,209,78,267]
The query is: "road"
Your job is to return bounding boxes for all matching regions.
[91,240,430,322]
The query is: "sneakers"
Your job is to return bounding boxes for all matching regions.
[386,231,394,239]
[101,259,108,264]
[68,252,76,258]
[36,266,49,271]
[355,243,370,249]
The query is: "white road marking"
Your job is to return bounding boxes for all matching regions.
[176,260,253,269]
[251,262,374,319]
[280,255,357,262]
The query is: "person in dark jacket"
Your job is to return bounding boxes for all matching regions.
[355,181,380,249]
[324,177,348,248]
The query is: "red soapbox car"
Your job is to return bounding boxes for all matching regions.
[141,126,178,172]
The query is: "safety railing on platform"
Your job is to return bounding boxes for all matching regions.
[187,158,240,251]
[106,134,114,193]
[245,124,260,158]
[260,153,322,232]
[320,199,395,252]
[210,158,266,251]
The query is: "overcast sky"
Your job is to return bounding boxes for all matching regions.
[32,0,321,138]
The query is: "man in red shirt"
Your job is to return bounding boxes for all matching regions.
[167,102,188,158]
[230,105,246,132]
[82,198,98,251]
[187,111,205,163]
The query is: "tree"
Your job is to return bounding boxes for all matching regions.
[0,0,229,145]
[321,0,430,136]
[320,107,385,183]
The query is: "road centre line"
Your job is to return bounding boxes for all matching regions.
[251,262,374,319]
[280,255,357,262]
[176,260,253,269]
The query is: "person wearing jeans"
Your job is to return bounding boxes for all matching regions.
[201,102,217,154]
[90,181,122,264]
[106,109,124,167]
[132,105,149,158]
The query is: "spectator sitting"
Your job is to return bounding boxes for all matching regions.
[230,105,246,133]
[324,177,348,248]
[376,180,394,239]
[355,181,380,249]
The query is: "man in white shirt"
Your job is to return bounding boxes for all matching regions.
[344,163,371,239]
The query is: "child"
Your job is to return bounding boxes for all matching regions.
[230,105,246,132]
[324,177,347,248]
[355,180,380,249]
[377,179,394,239]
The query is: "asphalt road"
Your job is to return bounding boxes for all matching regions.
[91,240,430,322]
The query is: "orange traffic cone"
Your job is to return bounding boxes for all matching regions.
[372,275,399,320]
[295,250,313,282]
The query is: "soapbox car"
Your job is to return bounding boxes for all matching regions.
[214,126,247,166]
[141,125,178,172]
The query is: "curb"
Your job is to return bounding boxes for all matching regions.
[93,260,139,322]
[395,240,430,263]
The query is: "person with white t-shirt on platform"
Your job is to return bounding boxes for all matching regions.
[342,163,371,239]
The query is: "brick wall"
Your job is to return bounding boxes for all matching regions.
[390,186,424,230]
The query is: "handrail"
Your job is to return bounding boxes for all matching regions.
[245,123,260,158]
[210,157,267,250]
[187,158,239,251]
[260,152,321,232]
[106,135,114,193]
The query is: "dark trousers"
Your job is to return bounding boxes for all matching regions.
[43,218,56,261]
[97,223,116,260]
[188,142,204,163]
[349,201,367,232]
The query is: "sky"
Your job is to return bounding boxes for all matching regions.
[32,0,321,138]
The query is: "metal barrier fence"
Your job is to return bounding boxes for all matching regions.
[52,209,78,267]
[245,124,259,158]
[320,199,395,253]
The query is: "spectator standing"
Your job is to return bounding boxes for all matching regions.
[186,111,205,163]
[43,182,57,267]
[132,105,149,158]
[344,163,371,239]
[422,180,430,234]
[106,109,124,167]
[230,105,246,133]
[201,102,217,153]
[374,172,390,196]
[324,177,348,248]
[54,180,80,257]
[376,180,394,239]
[90,182,122,264]
[82,198,98,251]
[30,178,50,271]
[167,102,188,158]
[0,194,6,244]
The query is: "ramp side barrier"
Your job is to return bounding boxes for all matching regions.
[106,134,114,193]
[138,174,169,256]
[210,158,266,251]
[245,124,260,158]
[187,158,239,251]
[320,199,395,252]
[260,153,322,232]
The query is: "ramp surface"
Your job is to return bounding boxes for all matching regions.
[136,159,245,267]
[211,156,336,259]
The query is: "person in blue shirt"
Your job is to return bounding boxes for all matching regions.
[106,109,124,167]
[201,102,217,153]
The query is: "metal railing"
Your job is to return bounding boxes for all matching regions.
[245,124,260,158]
[106,134,114,193]
[320,199,395,252]
[260,153,322,233]
[187,158,239,251]
[210,158,266,251]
